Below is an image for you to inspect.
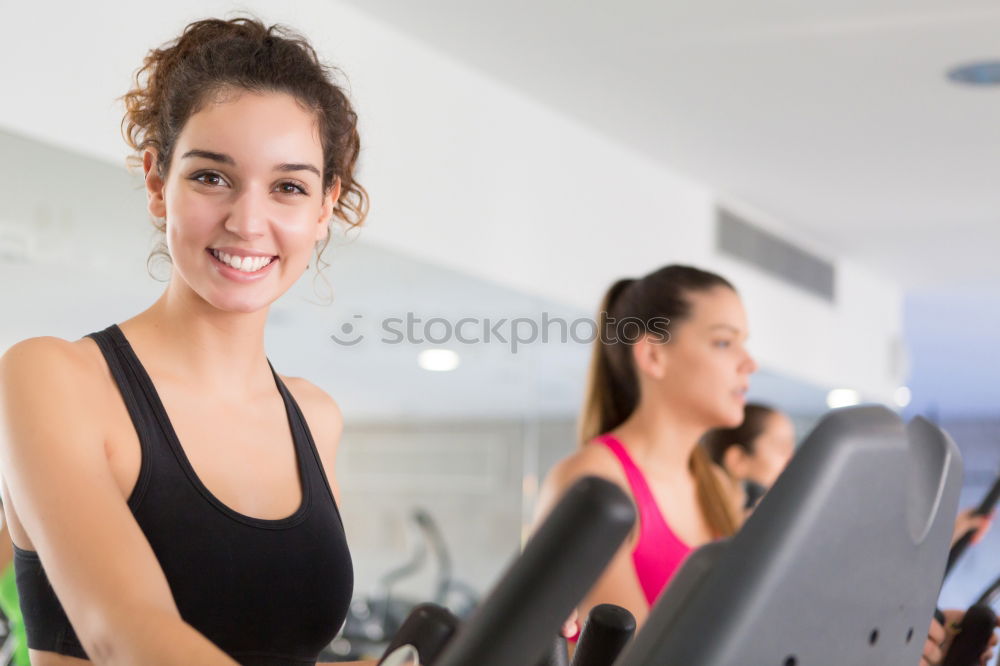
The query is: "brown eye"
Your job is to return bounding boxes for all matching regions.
[278,181,307,195]
[191,171,227,187]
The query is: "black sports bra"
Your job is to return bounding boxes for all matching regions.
[14,324,354,665]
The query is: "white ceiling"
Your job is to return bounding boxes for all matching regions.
[340,0,1000,288]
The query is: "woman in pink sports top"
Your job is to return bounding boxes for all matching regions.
[535,266,999,666]
[535,264,754,631]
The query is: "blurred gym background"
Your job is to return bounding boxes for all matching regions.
[2,0,999,658]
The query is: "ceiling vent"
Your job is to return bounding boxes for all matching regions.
[715,206,835,302]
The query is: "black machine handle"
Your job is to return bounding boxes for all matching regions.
[941,604,998,666]
[935,468,1000,658]
[434,476,637,666]
[934,474,1000,664]
[377,603,460,666]
[571,603,636,666]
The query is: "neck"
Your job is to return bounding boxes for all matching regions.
[119,277,273,401]
[611,395,710,476]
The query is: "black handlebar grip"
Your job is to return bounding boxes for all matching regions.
[571,603,636,666]
[941,603,998,666]
[378,603,460,665]
[435,476,637,666]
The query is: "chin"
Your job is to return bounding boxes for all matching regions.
[716,406,745,428]
[204,290,273,314]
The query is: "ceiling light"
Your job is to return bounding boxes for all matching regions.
[826,388,861,409]
[418,349,460,372]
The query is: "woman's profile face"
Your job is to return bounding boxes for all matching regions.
[656,286,758,429]
[151,90,333,313]
[745,411,796,487]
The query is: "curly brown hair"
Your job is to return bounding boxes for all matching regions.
[120,16,367,291]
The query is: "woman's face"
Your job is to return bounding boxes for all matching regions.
[654,286,758,428]
[147,90,333,313]
[745,411,796,487]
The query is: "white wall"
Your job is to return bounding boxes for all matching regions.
[339,417,577,601]
[0,0,906,402]
[330,4,906,401]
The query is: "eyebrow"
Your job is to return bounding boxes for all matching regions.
[275,162,322,178]
[181,149,234,165]
[181,150,321,178]
[708,324,742,335]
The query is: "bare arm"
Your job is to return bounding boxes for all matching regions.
[0,338,237,665]
[952,507,993,547]
[533,451,650,629]
[0,516,13,572]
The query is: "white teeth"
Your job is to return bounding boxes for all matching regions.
[211,249,274,273]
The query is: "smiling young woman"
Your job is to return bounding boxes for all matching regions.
[0,17,372,666]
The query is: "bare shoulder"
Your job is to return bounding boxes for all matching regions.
[278,375,343,457]
[545,441,628,492]
[535,441,631,525]
[0,337,113,548]
[0,336,107,405]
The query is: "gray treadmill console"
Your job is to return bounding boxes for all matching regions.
[616,405,963,666]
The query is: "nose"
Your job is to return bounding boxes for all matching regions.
[742,348,758,375]
[224,188,269,239]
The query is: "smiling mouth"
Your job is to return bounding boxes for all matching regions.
[207,248,279,273]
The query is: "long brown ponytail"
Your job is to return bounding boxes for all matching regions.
[579,277,638,447]
[578,264,742,537]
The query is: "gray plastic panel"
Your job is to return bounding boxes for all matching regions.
[617,406,963,666]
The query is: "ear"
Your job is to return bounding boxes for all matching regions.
[722,445,751,480]
[143,150,167,219]
[630,334,669,380]
[315,177,340,242]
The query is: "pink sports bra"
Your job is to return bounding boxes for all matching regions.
[594,434,693,607]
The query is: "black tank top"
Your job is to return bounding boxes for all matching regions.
[13,324,354,665]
